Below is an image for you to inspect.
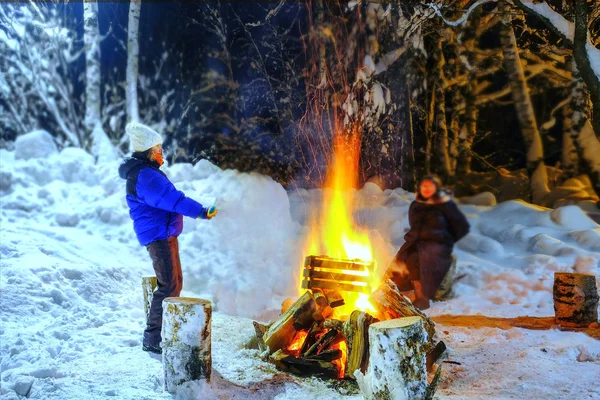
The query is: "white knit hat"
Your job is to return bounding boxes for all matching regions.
[126,122,163,152]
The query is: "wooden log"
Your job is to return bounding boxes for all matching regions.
[311,289,328,307]
[302,279,372,294]
[370,279,436,346]
[323,318,344,331]
[279,355,339,378]
[162,297,211,393]
[305,349,342,362]
[251,321,269,353]
[300,321,323,355]
[426,341,447,373]
[305,255,372,271]
[303,328,339,357]
[433,254,457,301]
[141,276,157,323]
[263,291,316,354]
[313,305,333,321]
[268,349,338,378]
[323,289,345,308]
[343,310,378,379]
[281,298,294,315]
[304,268,371,284]
[553,272,599,327]
[355,317,432,400]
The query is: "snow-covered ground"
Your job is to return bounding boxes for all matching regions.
[1,132,599,399]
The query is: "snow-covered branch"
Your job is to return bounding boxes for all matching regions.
[427,0,496,27]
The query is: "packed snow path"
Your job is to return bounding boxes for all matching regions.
[1,137,599,399]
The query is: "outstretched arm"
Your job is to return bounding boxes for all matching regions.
[137,168,205,218]
[441,201,470,241]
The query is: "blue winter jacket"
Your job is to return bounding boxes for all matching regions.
[118,153,205,246]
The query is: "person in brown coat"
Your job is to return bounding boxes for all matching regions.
[384,175,470,309]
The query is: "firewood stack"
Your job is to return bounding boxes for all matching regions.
[253,257,439,383]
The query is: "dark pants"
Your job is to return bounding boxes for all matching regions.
[143,236,183,347]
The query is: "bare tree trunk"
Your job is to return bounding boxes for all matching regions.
[83,1,101,141]
[456,9,480,175]
[425,76,436,175]
[499,1,549,203]
[573,0,600,140]
[126,0,141,123]
[561,98,577,179]
[570,62,600,199]
[433,35,452,181]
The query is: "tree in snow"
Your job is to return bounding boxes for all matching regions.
[0,2,84,146]
[126,0,141,123]
[499,1,549,203]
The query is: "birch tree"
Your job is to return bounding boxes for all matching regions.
[514,0,600,139]
[83,1,101,135]
[0,3,83,146]
[126,0,141,123]
[499,1,549,203]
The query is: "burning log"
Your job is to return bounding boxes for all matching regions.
[305,349,343,362]
[343,310,378,379]
[141,276,157,323]
[303,328,339,357]
[263,291,316,354]
[553,272,599,328]
[299,321,324,355]
[355,317,432,400]
[322,289,345,308]
[162,297,212,392]
[270,350,339,378]
[311,288,333,321]
[370,279,436,346]
[302,256,374,294]
[323,318,344,331]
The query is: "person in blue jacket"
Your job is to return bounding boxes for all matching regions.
[118,122,217,354]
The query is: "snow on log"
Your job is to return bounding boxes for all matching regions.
[553,272,598,328]
[370,279,436,346]
[263,291,316,355]
[355,317,432,400]
[162,297,212,393]
[141,276,157,323]
[343,310,378,379]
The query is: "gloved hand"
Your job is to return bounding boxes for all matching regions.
[198,205,218,220]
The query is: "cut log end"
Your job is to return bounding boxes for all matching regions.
[553,272,599,328]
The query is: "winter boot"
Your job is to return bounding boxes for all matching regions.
[142,343,162,354]
[412,280,430,310]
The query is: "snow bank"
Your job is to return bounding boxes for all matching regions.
[2,138,600,399]
[14,130,58,160]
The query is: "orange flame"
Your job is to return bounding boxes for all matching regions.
[330,339,348,379]
[286,330,308,356]
[301,127,379,315]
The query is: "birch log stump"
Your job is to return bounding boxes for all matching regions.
[553,273,598,327]
[162,297,212,393]
[142,276,157,323]
[355,317,432,400]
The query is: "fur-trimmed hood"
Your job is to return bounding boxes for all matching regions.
[415,189,453,204]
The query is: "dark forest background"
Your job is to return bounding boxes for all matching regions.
[1,1,599,208]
